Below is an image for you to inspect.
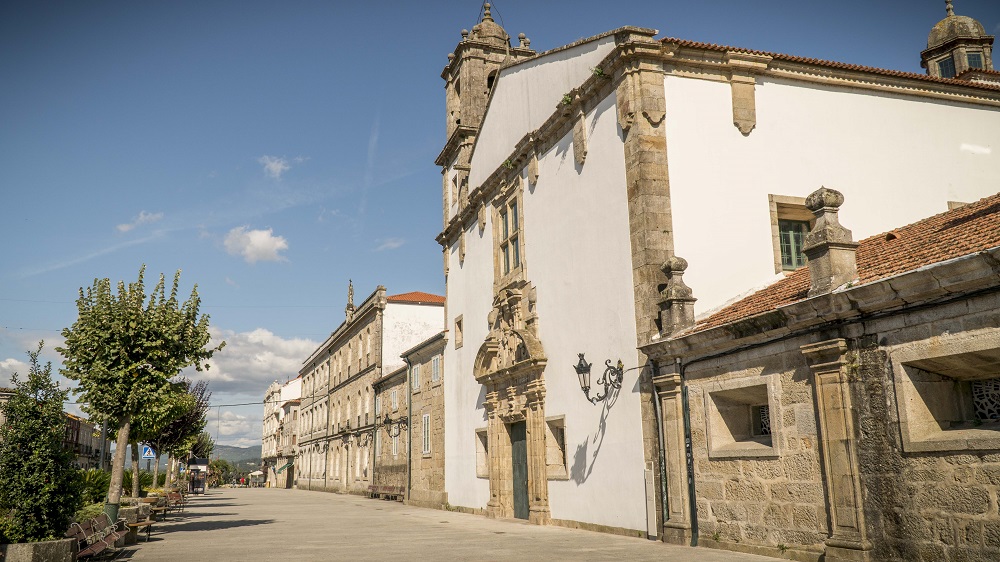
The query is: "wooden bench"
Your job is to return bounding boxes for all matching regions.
[66,513,127,558]
[166,491,186,513]
[128,518,155,542]
[149,505,168,521]
[368,485,405,500]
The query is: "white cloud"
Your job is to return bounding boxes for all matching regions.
[375,237,405,251]
[0,358,28,387]
[225,276,239,287]
[960,143,992,155]
[116,211,164,233]
[185,327,317,396]
[224,226,289,263]
[258,155,290,179]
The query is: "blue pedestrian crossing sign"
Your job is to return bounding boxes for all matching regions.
[141,445,156,459]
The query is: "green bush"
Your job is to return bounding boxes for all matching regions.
[122,470,154,496]
[80,469,111,505]
[72,502,106,524]
[0,344,83,542]
[157,473,166,487]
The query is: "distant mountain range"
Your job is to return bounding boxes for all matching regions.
[118,443,262,470]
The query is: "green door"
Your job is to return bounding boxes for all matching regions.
[511,421,529,520]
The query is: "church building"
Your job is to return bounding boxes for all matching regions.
[436,0,998,541]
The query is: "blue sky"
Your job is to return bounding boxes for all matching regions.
[2,0,997,447]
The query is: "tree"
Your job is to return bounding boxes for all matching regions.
[146,379,211,489]
[58,267,224,519]
[0,343,83,543]
[190,431,215,459]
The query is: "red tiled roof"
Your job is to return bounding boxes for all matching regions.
[695,193,1000,331]
[386,291,445,305]
[661,37,1000,92]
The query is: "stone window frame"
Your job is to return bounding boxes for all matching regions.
[492,181,527,289]
[422,413,431,456]
[891,330,1000,453]
[938,55,956,78]
[703,374,783,459]
[454,316,464,349]
[431,355,441,384]
[545,416,569,480]
[475,427,489,478]
[768,194,815,274]
[391,389,398,411]
[412,363,421,393]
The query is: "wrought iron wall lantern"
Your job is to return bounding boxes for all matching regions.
[382,413,408,437]
[352,427,373,446]
[573,353,624,404]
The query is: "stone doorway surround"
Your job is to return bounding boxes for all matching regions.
[474,282,550,525]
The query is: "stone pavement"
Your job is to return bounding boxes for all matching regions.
[114,487,776,561]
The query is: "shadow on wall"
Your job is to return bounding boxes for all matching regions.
[569,382,622,485]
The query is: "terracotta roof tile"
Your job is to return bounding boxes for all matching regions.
[386,291,445,305]
[695,193,1000,331]
[661,37,1000,92]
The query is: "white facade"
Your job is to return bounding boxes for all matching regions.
[382,301,447,374]
[440,18,1000,536]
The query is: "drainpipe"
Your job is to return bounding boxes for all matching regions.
[404,357,413,503]
[650,360,669,538]
[678,357,698,547]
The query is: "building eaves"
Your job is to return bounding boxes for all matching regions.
[400,331,447,359]
[662,37,1000,93]
[690,192,1000,332]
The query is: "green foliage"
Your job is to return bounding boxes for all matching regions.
[190,431,215,459]
[121,470,154,495]
[0,344,84,543]
[149,380,211,458]
[57,266,224,506]
[73,502,106,524]
[80,469,112,505]
[208,458,233,486]
[591,66,606,78]
[561,93,573,106]
[157,473,167,487]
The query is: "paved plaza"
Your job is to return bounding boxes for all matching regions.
[113,487,776,561]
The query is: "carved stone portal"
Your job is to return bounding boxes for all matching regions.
[474,281,549,524]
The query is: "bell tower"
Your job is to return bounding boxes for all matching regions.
[442,3,534,139]
[921,0,994,79]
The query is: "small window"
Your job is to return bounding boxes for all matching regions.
[454,316,464,349]
[779,219,810,270]
[752,405,772,436]
[432,356,441,382]
[705,378,780,459]
[412,364,421,391]
[375,396,380,417]
[392,433,399,457]
[968,53,984,70]
[939,56,956,79]
[422,413,431,454]
[475,428,489,478]
[545,417,568,480]
[391,389,398,410]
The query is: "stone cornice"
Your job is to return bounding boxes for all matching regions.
[641,246,1000,360]
[300,286,386,372]
[662,39,1000,104]
[435,125,477,167]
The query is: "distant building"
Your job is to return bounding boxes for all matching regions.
[403,332,447,508]
[296,283,443,494]
[262,376,301,488]
[1,387,103,470]
[371,365,407,499]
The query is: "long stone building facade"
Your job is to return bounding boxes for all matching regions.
[295,284,443,494]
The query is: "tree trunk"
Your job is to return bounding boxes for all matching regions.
[152,452,161,489]
[131,442,141,498]
[104,416,130,521]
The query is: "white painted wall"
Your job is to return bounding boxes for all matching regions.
[382,303,445,374]
[281,377,301,409]
[444,219,495,509]
[446,90,648,532]
[469,35,617,188]
[663,74,1000,315]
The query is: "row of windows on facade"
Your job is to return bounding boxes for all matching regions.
[302,329,375,398]
[301,354,442,435]
[938,52,986,78]
[302,413,435,479]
